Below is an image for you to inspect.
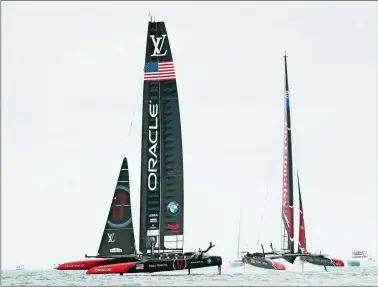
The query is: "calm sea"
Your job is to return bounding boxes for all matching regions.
[2,266,378,286]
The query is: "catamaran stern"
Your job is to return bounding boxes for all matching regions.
[303,255,344,267]
[331,258,344,267]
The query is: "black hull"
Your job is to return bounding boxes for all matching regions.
[95,257,139,266]
[87,256,222,274]
[300,255,343,267]
[243,255,286,270]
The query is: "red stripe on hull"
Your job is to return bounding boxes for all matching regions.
[86,262,136,275]
[56,259,108,270]
[272,260,286,270]
[331,258,344,267]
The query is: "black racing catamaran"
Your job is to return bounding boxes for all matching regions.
[243,53,295,271]
[58,17,222,275]
[243,53,344,271]
[87,17,222,276]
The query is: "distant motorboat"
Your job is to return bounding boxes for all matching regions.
[229,251,248,267]
[16,265,24,270]
[347,250,375,267]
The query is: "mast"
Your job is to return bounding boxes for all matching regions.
[237,209,241,258]
[281,52,295,260]
[139,18,184,255]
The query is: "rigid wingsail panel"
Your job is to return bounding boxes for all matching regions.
[140,21,184,254]
[281,54,295,257]
[97,157,136,256]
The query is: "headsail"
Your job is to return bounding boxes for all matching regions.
[97,157,136,256]
[297,171,307,254]
[281,53,295,261]
[139,19,184,255]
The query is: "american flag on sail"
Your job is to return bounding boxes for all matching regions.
[144,61,175,82]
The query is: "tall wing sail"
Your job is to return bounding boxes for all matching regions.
[97,157,136,256]
[139,20,184,255]
[297,171,307,254]
[281,53,295,260]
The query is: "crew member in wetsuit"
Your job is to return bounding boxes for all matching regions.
[191,249,202,259]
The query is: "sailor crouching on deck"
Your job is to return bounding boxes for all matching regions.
[159,253,169,260]
[191,249,203,259]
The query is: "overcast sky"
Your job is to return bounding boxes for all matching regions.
[2,1,376,269]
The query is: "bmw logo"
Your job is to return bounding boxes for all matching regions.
[167,202,180,216]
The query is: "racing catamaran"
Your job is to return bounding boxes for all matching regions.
[86,16,222,276]
[57,17,222,275]
[244,53,344,271]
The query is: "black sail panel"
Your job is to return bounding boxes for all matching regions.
[97,157,136,256]
[139,20,184,255]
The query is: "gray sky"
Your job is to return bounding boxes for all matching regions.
[2,1,376,269]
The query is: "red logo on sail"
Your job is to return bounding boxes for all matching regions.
[168,223,180,233]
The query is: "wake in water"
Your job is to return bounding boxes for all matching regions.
[2,266,378,286]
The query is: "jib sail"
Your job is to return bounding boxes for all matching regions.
[139,19,184,255]
[97,157,136,256]
[297,171,307,254]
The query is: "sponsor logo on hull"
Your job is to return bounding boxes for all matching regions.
[173,259,187,270]
[94,268,111,273]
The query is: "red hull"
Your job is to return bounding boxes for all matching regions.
[272,261,286,270]
[331,258,344,267]
[57,259,108,270]
[86,262,136,275]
